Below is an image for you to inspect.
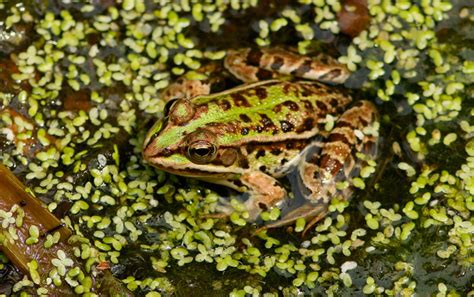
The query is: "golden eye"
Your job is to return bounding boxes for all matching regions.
[187,140,217,164]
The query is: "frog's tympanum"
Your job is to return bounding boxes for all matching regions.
[143,48,379,233]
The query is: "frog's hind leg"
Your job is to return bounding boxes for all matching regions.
[224,48,351,84]
[259,100,379,235]
[255,201,328,235]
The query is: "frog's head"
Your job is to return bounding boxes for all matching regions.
[143,98,241,178]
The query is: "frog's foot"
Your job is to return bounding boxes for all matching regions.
[240,171,287,220]
[255,202,328,236]
[214,171,287,222]
[225,48,350,84]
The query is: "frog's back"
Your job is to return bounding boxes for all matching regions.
[190,80,352,146]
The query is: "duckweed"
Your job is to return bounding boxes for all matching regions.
[0,0,472,296]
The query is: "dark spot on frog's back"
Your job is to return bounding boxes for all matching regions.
[283,100,299,111]
[207,121,237,133]
[316,101,328,113]
[301,85,313,97]
[271,149,282,156]
[302,99,313,111]
[231,93,250,107]
[219,99,231,111]
[256,149,266,158]
[255,87,267,100]
[240,114,251,122]
[272,104,282,113]
[259,113,276,130]
[280,120,294,132]
[296,118,314,133]
[241,127,249,135]
[330,98,340,107]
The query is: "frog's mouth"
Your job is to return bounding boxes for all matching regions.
[144,154,242,180]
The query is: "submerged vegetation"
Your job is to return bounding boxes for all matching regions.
[0,0,472,296]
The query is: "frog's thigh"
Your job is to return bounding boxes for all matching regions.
[266,101,378,231]
[240,171,287,221]
[302,100,378,201]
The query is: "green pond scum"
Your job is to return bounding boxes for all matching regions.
[0,0,472,296]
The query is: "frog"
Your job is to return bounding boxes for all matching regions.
[143,47,379,233]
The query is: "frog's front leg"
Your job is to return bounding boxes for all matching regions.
[261,100,379,233]
[218,171,287,221]
[240,171,287,220]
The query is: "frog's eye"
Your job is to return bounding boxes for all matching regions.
[187,140,217,164]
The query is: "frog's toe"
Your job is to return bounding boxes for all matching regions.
[212,193,286,223]
[214,196,238,216]
[255,202,328,235]
[213,195,260,221]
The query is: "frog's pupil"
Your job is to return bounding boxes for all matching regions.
[195,148,210,156]
[187,141,217,164]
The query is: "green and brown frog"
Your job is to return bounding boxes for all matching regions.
[143,48,379,233]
